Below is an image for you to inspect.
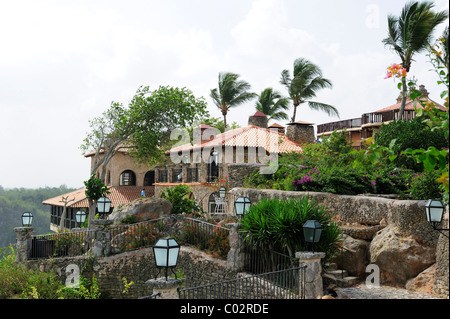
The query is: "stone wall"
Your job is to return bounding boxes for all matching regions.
[229,188,448,297]
[26,246,239,299]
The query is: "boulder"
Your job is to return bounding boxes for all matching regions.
[369,225,436,287]
[405,264,436,294]
[334,234,370,278]
[109,197,173,224]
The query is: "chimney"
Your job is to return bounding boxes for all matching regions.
[286,121,315,144]
[248,111,268,128]
[268,123,285,134]
[419,84,429,97]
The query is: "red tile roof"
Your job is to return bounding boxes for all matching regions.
[375,97,446,113]
[42,186,155,208]
[166,125,302,154]
[252,110,267,117]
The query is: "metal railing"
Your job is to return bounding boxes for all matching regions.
[179,266,306,299]
[29,230,94,259]
[243,246,299,274]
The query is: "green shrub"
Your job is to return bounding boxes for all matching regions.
[160,184,201,214]
[239,197,342,261]
[409,170,443,200]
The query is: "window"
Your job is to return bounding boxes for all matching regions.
[119,170,136,186]
[144,171,155,186]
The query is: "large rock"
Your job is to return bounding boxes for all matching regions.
[109,197,173,224]
[335,234,370,278]
[405,264,436,294]
[369,225,436,286]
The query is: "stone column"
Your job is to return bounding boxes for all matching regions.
[145,277,182,299]
[226,223,245,270]
[14,227,34,263]
[296,251,326,299]
[90,219,113,257]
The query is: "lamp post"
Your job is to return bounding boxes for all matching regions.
[75,210,87,228]
[219,186,227,198]
[97,197,111,218]
[21,212,33,227]
[425,199,448,238]
[234,196,251,217]
[153,237,180,280]
[303,220,323,252]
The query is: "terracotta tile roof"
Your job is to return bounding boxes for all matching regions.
[167,125,302,154]
[251,110,267,117]
[375,97,446,113]
[268,123,285,128]
[42,186,155,208]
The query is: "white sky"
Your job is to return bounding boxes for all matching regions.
[0,0,448,189]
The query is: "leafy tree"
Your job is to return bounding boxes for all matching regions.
[210,72,257,130]
[81,85,208,180]
[84,174,110,228]
[280,57,339,122]
[255,87,290,121]
[382,1,448,119]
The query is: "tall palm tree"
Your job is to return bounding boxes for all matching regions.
[382,1,448,120]
[210,72,257,130]
[280,58,339,123]
[255,87,290,121]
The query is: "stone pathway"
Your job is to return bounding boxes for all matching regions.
[335,284,446,299]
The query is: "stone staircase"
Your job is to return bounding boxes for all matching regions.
[323,262,360,288]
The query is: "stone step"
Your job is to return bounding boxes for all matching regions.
[337,276,360,287]
[326,269,348,279]
[324,262,337,271]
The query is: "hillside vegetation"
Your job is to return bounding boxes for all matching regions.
[0,185,78,249]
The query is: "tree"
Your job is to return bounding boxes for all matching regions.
[280,58,338,122]
[255,88,290,121]
[382,1,448,120]
[84,174,110,228]
[127,85,209,165]
[81,85,209,178]
[210,72,257,130]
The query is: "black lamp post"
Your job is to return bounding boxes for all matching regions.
[425,199,448,238]
[21,212,33,227]
[234,196,251,217]
[303,220,323,252]
[153,237,180,280]
[97,197,111,218]
[75,210,87,228]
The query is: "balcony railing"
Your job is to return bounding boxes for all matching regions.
[317,110,417,134]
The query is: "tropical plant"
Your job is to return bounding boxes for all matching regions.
[84,174,110,228]
[280,57,339,122]
[210,72,257,130]
[160,184,201,215]
[255,87,290,121]
[239,197,342,261]
[382,1,448,119]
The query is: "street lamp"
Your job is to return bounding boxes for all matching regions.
[219,186,227,198]
[303,220,323,252]
[21,212,33,227]
[75,210,87,228]
[97,197,111,217]
[234,196,251,217]
[425,199,448,238]
[153,237,180,280]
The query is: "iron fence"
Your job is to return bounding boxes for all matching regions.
[179,266,306,299]
[29,230,93,259]
[243,246,299,274]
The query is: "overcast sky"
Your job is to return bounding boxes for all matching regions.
[0,0,448,189]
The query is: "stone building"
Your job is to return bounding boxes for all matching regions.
[43,111,314,229]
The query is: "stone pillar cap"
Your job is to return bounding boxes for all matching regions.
[295,251,326,260]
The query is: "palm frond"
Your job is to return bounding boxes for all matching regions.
[308,101,340,118]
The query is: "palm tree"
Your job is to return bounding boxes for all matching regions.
[210,72,257,130]
[255,87,290,121]
[280,58,339,123]
[382,1,448,120]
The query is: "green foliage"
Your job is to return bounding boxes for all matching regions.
[409,170,443,200]
[84,174,110,201]
[240,197,342,261]
[374,117,448,170]
[160,184,201,215]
